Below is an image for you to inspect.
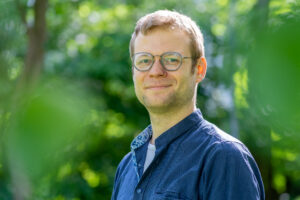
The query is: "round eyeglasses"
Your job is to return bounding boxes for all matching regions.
[132,52,193,72]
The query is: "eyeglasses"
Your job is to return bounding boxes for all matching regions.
[132,52,193,72]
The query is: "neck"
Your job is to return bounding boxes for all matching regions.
[148,103,196,144]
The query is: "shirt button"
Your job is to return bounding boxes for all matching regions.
[136,188,142,194]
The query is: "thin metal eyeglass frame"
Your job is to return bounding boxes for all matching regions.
[132,52,193,72]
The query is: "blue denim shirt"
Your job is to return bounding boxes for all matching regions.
[111,109,265,200]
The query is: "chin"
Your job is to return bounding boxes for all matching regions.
[139,93,178,111]
[143,97,172,107]
[143,100,176,113]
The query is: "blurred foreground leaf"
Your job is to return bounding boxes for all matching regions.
[3,79,90,197]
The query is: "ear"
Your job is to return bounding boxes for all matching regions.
[196,57,207,83]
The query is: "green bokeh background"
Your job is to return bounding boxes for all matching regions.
[0,0,299,199]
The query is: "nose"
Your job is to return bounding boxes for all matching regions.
[148,56,167,77]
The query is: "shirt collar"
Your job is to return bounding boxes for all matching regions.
[130,125,152,180]
[131,109,203,150]
[130,125,152,151]
[130,109,203,150]
[155,109,203,148]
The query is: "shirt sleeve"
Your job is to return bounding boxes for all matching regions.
[200,141,265,200]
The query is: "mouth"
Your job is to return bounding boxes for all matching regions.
[144,85,172,90]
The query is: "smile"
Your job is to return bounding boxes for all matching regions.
[145,85,172,90]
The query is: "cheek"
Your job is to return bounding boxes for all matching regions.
[133,78,139,94]
[178,74,196,91]
[133,74,143,93]
[133,75,140,87]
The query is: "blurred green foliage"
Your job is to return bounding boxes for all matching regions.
[0,0,299,199]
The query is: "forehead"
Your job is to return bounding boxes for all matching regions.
[134,28,191,55]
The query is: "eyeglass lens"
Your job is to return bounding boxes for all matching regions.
[134,52,182,71]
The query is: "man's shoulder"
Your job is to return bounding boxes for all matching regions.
[181,119,250,156]
[191,122,265,200]
[209,123,241,143]
[117,151,132,170]
[187,119,241,143]
[184,120,259,174]
[113,151,135,183]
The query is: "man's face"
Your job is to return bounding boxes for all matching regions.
[133,28,202,114]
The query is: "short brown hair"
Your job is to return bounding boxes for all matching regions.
[129,10,205,69]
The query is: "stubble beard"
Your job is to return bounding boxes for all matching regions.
[141,92,177,114]
[139,86,195,115]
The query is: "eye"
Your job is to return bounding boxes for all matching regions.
[163,57,180,65]
[138,58,151,64]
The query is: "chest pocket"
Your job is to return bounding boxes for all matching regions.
[154,190,192,200]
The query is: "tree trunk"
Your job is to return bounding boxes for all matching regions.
[9,0,48,199]
[17,0,48,92]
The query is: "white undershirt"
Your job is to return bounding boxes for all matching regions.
[143,143,156,173]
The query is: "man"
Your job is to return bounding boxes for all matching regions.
[111,10,265,200]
